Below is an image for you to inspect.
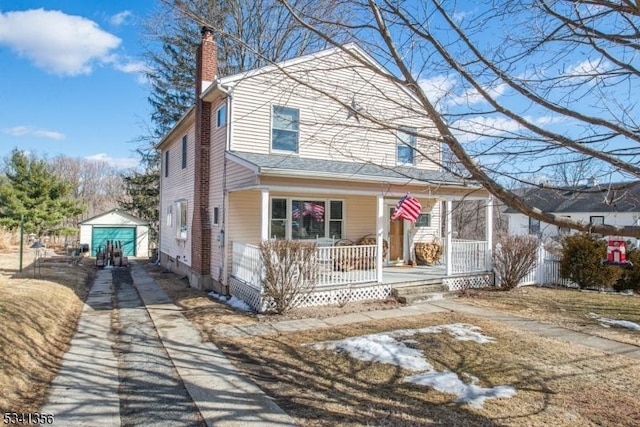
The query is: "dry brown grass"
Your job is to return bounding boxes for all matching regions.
[151,266,640,426]
[460,286,640,346]
[0,249,93,413]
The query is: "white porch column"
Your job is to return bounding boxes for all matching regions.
[376,194,384,283]
[260,189,269,241]
[446,200,453,276]
[486,197,494,271]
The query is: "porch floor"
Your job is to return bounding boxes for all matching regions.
[382,264,446,284]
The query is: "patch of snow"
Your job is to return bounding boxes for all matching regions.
[208,291,253,312]
[404,372,516,409]
[310,324,514,408]
[588,313,640,331]
[311,334,434,371]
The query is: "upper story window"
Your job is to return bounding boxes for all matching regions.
[217,105,227,127]
[272,105,299,152]
[181,135,187,169]
[164,151,169,177]
[397,127,416,165]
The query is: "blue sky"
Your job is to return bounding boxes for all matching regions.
[0,0,157,169]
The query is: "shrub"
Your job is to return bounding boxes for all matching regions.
[615,248,640,292]
[493,235,539,290]
[259,239,318,314]
[560,233,621,289]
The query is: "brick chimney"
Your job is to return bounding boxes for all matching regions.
[191,26,217,289]
[195,26,217,97]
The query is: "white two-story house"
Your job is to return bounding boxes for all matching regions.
[157,28,493,311]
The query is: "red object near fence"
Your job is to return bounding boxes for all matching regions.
[606,237,627,264]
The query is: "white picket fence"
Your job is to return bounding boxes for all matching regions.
[517,245,575,287]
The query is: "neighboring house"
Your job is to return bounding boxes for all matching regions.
[156,28,494,310]
[506,181,640,247]
[79,209,150,257]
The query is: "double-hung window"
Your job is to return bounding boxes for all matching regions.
[397,127,416,165]
[217,105,227,127]
[164,151,169,177]
[181,135,187,169]
[272,106,299,152]
[176,200,188,239]
[528,217,540,235]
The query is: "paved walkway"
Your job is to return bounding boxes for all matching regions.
[216,298,640,361]
[43,264,296,427]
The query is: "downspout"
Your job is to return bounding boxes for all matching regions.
[216,82,233,293]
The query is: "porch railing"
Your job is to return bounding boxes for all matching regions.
[316,245,377,286]
[231,242,378,289]
[231,242,263,289]
[451,239,490,274]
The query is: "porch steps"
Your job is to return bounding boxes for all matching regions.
[391,280,457,304]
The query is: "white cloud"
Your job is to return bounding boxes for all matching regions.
[451,114,561,143]
[564,58,613,78]
[419,75,456,107]
[449,82,508,107]
[419,74,508,109]
[4,126,66,140]
[109,10,132,26]
[85,153,139,170]
[114,60,148,74]
[0,9,121,76]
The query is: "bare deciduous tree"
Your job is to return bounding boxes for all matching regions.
[265,0,640,238]
[49,156,127,221]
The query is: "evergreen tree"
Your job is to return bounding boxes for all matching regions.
[0,150,83,236]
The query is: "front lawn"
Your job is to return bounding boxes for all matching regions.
[152,267,640,426]
[460,286,640,346]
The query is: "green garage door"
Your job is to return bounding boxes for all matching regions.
[92,227,136,256]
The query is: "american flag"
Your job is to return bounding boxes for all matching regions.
[391,195,421,223]
[304,202,324,221]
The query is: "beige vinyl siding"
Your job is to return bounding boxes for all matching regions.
[413,198,441,242]
[225,160,257,190]
[343,196,377,242]
[228,49,440,169]
[160,123,196,266]
[224,190,262,281]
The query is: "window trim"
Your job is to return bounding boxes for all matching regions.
[397,126,417,165]
[269,197,345,240]
[271,105,300,153]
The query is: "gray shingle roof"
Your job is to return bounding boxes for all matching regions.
[229,151,472,187]
[505,182,640,214]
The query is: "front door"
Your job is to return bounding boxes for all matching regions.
[389,208,404,264]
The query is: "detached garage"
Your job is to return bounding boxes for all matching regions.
[79,209,150,257]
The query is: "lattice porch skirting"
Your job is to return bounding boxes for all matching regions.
[229,276,392,313]
[443,272,494,291]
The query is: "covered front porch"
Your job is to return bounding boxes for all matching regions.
[229,236,494,312]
